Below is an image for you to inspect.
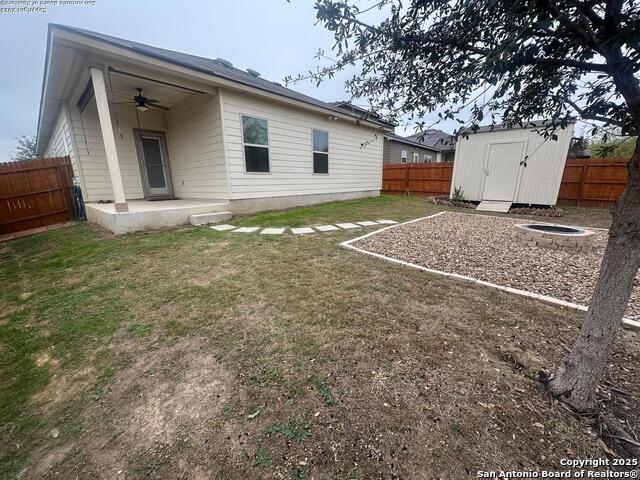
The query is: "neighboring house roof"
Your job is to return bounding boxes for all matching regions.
[406,129,456,152]
[38,24,392,139]
[383,132,442,152]
[329,101,395,128]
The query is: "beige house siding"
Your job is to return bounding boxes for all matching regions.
[222,89,383,200]
[60,89,384,204]
[44,107,80,183]
[166,92,228,199]
[383,138,439,164]
[67,100,165,201]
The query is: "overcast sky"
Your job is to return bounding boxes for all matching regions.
[0,0,460,160]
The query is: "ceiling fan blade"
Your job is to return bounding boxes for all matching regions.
[149,104,170,111]
[114,101,136,105]
[146,99,160,103]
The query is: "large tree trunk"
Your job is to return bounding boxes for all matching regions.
[549,142,640,411]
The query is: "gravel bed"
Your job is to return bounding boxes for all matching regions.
[352,211,639,320]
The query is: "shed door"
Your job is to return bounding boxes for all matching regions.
[482,142,525,201]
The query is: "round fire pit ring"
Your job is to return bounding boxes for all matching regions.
[514,223,595,252]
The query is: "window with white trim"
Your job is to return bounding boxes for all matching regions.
[312,129,329,174]
[242,115,269,172]
[400,150,408,163]
[413,153,419,163]
[424,154,433,163]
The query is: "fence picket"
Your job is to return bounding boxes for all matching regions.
[0,157,76,235]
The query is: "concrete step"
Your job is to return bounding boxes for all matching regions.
[189,211,233,226]
[476,200,512,213]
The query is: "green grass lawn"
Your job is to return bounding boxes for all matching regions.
[0,195,633,479]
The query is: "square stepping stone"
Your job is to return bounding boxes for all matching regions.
[210,224,236,231]
[376,220,398,224]
[232,227,260,233]
[336,222,361,229]
[260,227,285,235]
[315,224,339,232]
[356,221,379,226]
[291,227,315,235]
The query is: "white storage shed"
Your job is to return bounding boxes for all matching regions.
[450,121,575,209]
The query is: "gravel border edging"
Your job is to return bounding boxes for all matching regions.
[340,213,639,333]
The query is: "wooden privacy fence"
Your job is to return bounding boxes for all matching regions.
[0,157,77,236]
[382,163,454,197]
[382,158,629,208]
[557,158,629,208]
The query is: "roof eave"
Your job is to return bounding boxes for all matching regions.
[35,24,55,155]
[47,24,393,131]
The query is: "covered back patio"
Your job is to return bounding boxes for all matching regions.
[79,66,230,233]
[38,28,230,233]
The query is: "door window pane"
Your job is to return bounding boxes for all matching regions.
[146,164,166,188]
[141,137,166,188]
[242,116,268,145]
[141,137,163,164]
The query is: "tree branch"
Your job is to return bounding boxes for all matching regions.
[542,2,603,52]
[567,98,625,126]
[533,57,609,72]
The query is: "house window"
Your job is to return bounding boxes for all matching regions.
[401,150,408,163]
[413,153,419,163]
[242,115,269,172]
[313,129,329,174]
[424,154,433,163]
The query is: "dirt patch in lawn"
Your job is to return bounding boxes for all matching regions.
[32,339,250,479]
[352,211,639,319]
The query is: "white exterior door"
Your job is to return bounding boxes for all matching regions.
[135,131,174,199]
[482,141,525,201]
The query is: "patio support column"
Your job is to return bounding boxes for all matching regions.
[90,67,128,212]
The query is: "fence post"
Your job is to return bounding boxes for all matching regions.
[576,161,588,207]
[405,164,410,195]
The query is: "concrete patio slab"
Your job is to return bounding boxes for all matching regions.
[260,228,286,235]
[291,227,315,234]
[210,224,237,231]
[86,199,230,234]
[356,221,379,226]
[336,223,361,229]
[233,227,260,233]
[376,220,398,224]
[315,225,340,232]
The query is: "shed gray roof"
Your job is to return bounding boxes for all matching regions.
[405,129,456,151]
[49,24,392,129]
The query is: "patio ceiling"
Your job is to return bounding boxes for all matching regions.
[105,69,196,111]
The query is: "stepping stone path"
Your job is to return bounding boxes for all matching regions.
[260,228,286,235]
[335,223,361,229]
[315,225,340,232]
[211,224,237,231]
[291,227,315,235]
[208,220,399,236]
